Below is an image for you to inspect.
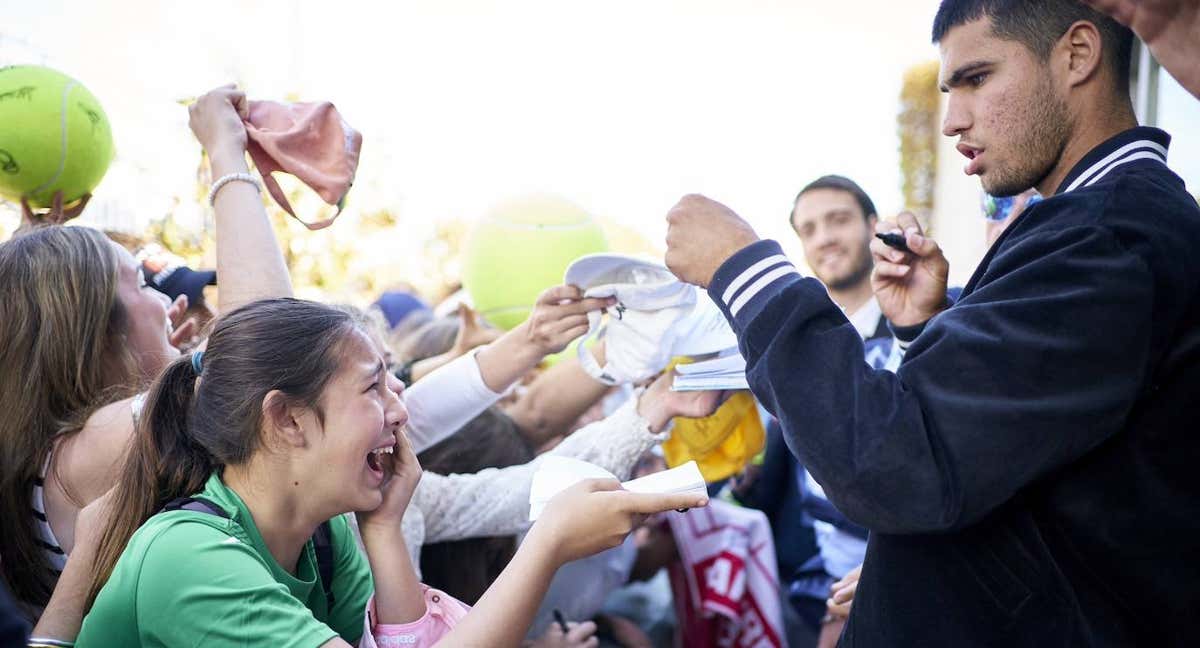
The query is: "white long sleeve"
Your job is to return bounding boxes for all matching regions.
[403,351,504,454]
[399,394,666,573]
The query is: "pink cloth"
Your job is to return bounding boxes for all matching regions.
[244,100,363,230]
[666,500,786,648]
[358,585,471,647]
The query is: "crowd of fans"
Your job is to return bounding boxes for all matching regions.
[2,0,1198,646]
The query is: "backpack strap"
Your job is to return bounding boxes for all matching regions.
[160,496,230,518]
[313,520,336,610]
[160,497,336,610]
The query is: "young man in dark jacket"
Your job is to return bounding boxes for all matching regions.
[663,1,1200,645]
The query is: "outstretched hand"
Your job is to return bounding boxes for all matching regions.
[452,302,503,355]
[188,84,250,160]
[166,295,201,352]
[637,369,728,431]
[16,191,91,234]
[530,478,708,566]
[521,284,615,357]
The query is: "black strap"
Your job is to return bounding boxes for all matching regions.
[161,496,230,518]
[159,497,336,609]
[313,521,336,610]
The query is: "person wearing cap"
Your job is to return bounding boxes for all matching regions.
[664,1,1200,644]
[141,258,218,343]
[373,289,432,336]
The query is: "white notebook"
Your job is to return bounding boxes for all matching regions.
[671,352,750,391]
[528,456,707,521]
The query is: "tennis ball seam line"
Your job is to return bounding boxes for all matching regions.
[478,219,595,231]
[27,80,77,199]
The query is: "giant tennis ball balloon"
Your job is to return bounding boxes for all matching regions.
[463,195,609,331]
[0,65,115,208]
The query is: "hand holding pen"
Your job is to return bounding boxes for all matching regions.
[868,211,951,328]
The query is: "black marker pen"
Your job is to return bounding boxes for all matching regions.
[875,232,912,254]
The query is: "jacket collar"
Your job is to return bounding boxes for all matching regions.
[1056,126,1170,195]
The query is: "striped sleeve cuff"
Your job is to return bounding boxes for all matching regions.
[708,239,803,330]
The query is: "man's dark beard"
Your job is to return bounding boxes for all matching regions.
[983,80,1072,197]
[824,248,874,292]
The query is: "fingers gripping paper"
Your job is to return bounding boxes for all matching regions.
[528,456,707,521]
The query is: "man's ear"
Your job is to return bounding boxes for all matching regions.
[262,390,312,450]
[1060,20,1105,88]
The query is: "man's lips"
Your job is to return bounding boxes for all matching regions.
[958,143,984,176]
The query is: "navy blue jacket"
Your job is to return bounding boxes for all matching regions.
[707,127,1200,646]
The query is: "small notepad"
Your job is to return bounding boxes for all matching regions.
[528,456,707,521]
[671,352,750,391]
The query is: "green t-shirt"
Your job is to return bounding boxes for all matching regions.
[77,473,373,647]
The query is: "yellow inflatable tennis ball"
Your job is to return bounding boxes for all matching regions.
[463,195,608,331]
[0,65,115,208]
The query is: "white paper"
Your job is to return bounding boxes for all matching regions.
[671,352,750,391]
[529,457,707,521]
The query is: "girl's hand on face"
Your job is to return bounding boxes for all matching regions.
[187,84,250,160]
[529,479,708,567]
[357,426,422,535]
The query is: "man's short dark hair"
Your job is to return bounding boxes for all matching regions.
[792,175,878,223]
[931,0,1133,87]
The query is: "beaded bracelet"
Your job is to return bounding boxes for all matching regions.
[27,638,76,647]
[206,172,262,207]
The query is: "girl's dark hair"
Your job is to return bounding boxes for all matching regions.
[418,407,534,604]
[85,298,360,608]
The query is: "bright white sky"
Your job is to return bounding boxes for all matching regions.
[11,1,1196,281]
[4,0,946,264]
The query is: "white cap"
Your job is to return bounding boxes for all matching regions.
[564,253,677,291]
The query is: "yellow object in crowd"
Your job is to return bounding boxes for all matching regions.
[662,358,765,482]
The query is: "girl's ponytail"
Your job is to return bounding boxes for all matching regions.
[85,355,209,609]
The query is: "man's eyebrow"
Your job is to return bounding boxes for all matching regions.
[940,60,993,92]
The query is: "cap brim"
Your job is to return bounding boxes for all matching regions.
[564,253,676,290]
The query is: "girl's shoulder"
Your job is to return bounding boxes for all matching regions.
[54,396,141,508]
